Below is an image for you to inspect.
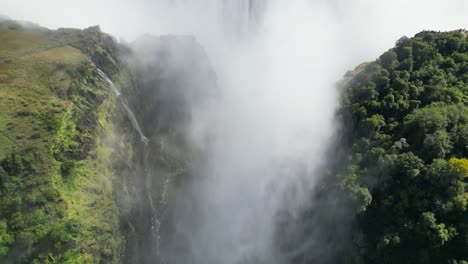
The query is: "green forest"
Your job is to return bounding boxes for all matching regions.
[335,30,468,263]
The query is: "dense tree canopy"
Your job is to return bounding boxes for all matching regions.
[335,30,468,263]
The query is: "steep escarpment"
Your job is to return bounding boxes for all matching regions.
[0,19,218,264]
[0,20,128,263]
[113,34,218,264]
[287,30,468,264]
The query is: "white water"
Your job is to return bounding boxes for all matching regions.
[93,1,467,263]
[152,1,340,263]
[97,68,121,96]
[121,101,149,144]
[97,68,149,144]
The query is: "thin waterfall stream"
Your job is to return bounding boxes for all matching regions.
[97,68,168,262]
[97,68,149,144]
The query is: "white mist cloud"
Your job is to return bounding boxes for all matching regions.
[2,0,467,263]
[2,0,467,61]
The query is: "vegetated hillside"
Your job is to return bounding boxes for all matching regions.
[0,19,218,264]
[2,16,467,264]
[334,30,468,263]
[0,20,127,263]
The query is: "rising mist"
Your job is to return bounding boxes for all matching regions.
[2,0,467,263]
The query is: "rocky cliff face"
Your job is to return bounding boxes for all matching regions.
[114,34,218,264]
[0,20,217,263]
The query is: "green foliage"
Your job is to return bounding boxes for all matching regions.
[0,24,122,263]
[380,49,399,70]
[341,166,372,213]
[333,30,468,263]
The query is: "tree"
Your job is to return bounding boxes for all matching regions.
[379,50,399,70]
[320,31,468,264]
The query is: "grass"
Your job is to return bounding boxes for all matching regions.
[0,22,122,263]
[0,30,49,57]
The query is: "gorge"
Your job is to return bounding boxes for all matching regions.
[0,1,467,264]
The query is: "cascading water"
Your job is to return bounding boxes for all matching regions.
[97,68,149,144]
[121,102,149,144]
[97,68,121,96]
[94,1,354,263]
[220,0,266,35]
[98,67,168,263]
[142,1,341,264]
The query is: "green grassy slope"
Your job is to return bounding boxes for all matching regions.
[0,21,123,263]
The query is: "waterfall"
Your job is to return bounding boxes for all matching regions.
[97,68,149,144]
[97,68,121,96]
[96,1,339,263]
[221,0,266,35]
[142,1,341,264]
[98,68,163,261]
[153,0,267,38]
[120,100,149,144]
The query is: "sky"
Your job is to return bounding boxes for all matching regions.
[2,0,467,65]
